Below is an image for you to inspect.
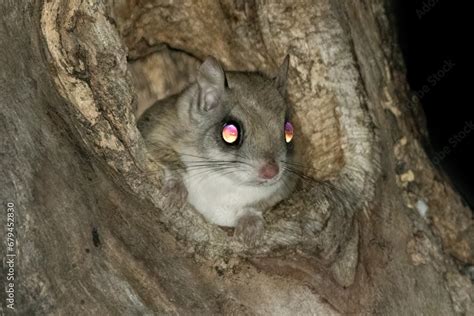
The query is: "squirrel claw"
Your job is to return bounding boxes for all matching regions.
[235,213,264,247]
[162,179,188,209]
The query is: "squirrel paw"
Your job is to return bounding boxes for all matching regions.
[235,213,264,247]
[162,179,188,209]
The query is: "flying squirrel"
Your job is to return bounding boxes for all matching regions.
[138,56,297,246]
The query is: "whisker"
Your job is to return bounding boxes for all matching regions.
[281,165,345,196]
[279,160,326,174]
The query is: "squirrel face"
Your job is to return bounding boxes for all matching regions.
[186,57,295,188]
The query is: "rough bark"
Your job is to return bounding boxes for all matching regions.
[1,0,473,315]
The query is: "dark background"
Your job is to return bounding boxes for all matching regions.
[394,1,473,209]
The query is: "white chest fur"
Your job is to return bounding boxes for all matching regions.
[183,170,281,227]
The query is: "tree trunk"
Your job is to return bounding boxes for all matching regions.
[1,0,473,314]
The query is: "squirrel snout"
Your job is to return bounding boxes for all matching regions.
[258,160,279,180]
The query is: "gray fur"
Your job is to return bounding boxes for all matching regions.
[138,56,296,246]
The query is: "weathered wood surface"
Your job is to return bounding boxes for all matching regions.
[1,0,473,314]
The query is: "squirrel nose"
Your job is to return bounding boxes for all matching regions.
[258,160,279,180]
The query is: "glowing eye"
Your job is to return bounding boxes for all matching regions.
[222,123,239,144]
[284,121,294,143]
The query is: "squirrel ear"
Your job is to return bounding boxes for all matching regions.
[273,54,290,98]
[197,56,226,111]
